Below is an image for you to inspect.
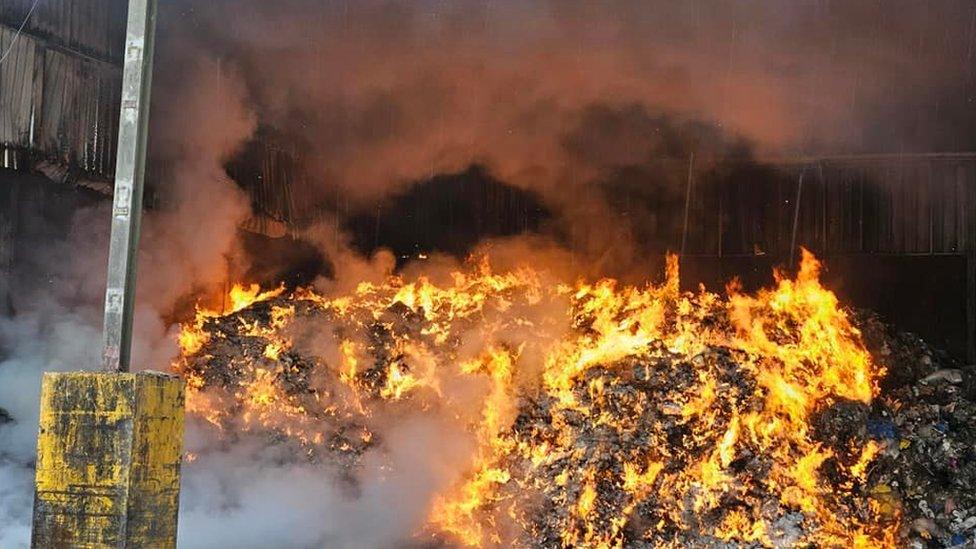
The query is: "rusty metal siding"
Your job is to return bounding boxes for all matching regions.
[0,25,37,147]
[227,139,322,227]
[37,47,121,175]
[0,0,126,63]
[0,0,124,179]
[234,144,976,258]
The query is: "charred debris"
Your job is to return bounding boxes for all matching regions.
[177,266,976,548]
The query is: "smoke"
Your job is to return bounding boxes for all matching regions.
[1,0,974,546]
[178,412,476,549]
[296,217,396,294]
[0,10,259,548]
[138,46,257,313]
[165,0,976,275]
[0,293,103,548]
[173,0,975,202]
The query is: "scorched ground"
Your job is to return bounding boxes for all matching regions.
[173,250,976,548]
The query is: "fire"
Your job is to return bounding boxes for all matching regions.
[177,283,285,356]
[174,249,898,547]
[228,283,285,313]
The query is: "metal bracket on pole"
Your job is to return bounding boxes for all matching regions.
[102,0,157,372]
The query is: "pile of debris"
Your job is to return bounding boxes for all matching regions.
[178,297,376,470]
[857,312,976,548]
[175,255,976,547]
[485,325,976,548]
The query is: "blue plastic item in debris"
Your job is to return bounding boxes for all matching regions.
[867,419,897,440]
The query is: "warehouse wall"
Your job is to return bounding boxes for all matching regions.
[673,154,976,257]
[0,168,103,316]
[0,0,125,180]
[676,154,976,362]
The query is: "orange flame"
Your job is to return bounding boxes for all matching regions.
[174,249,896,547]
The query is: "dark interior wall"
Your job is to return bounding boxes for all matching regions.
[346,165,550,260]
[663,155,976,258]
[0,169,103,314]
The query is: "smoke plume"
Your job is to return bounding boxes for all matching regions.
[168,0,976,274]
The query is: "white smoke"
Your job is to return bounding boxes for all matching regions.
[178,412,474,549]
[0,25,258,549]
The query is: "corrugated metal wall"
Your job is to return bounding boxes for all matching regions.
[237,144,976,258]
[681,154,976,257]
[0,0,125,62]
[0,0,125,179]
[226,138,321,227]
[676,153,976,362]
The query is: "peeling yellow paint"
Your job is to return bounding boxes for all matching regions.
[31,371,185,548]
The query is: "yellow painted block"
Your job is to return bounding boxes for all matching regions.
[31,371,185,548]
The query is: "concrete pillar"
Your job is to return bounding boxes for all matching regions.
[31,371,184,548]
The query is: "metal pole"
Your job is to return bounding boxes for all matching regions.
[680,152,695,256]
[717,183,723,257]
[819,161,827,254]
[789,170,806,268]
[101,0,157,372]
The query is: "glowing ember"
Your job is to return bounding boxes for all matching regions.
[174,250,902,546]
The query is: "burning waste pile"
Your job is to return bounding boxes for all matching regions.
[174,250,975,548]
